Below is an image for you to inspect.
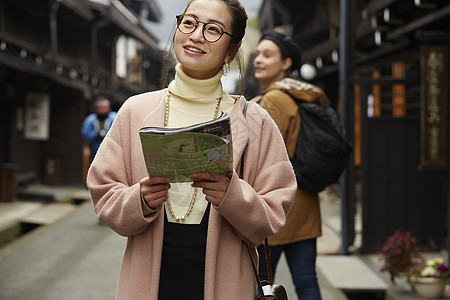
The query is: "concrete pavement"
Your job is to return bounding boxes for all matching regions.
[0,185,448,299]
[0,185,347,300]
[0,201,345,300]
[0,201,125,300]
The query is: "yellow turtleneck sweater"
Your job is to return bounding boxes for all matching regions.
[164,64,234,224]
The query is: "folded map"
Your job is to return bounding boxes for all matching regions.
[139,112,232,182]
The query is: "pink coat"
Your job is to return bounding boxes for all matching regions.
[87,89,296,299]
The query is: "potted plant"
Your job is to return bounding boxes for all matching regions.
[408,257,449,298]
[379,229,423,283]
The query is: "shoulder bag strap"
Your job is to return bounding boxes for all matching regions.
[240,100,274,297]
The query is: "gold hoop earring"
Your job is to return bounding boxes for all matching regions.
[222,62,230,75]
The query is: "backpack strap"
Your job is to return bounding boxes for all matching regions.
[277,88,308,105]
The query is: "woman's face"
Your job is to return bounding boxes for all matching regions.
[254,40,291,87]
[174,0,234,80]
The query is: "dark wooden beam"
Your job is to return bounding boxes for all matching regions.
[302,20,374,62]
[387,4,450,40]
[363,0,399,16]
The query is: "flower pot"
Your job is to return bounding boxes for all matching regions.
[410,277,447,298]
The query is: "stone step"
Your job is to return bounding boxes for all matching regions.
[20,203,77,225]
[0,201,44,246]
[0,187,90,249]
[317,255,388,293]
[69,188,91,204]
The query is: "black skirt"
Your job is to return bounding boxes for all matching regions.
[158,204,210,300]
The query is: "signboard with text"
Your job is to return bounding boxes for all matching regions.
[24,93,50,140]
[420,45,447,167]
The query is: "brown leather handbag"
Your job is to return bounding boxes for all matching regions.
[247,238,288,300]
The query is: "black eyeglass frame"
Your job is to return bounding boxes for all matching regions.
[176,14,233,43]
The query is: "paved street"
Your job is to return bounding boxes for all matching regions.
[1,186,447,300]
[0,202,125,300]
[0,193,347,300]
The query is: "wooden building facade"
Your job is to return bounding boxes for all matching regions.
[0,0,164,194]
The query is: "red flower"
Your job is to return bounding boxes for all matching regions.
[379,230,423,283]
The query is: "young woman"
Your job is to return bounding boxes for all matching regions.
[253,30,330,300]
[86,1,296,299]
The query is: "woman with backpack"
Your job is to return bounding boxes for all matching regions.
[252,30,330,300]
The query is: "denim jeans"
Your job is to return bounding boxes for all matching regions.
[257,238,322,300]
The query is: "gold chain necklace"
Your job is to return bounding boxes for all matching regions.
[164,91,222,126]
[164,90,222,221]
[166,189,198,222]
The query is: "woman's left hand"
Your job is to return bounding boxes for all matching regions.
[191,172,231,206]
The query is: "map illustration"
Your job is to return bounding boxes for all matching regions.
[139,113,232,182]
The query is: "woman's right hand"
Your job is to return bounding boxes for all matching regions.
[139,177,171,210]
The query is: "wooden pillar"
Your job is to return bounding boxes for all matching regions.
[392,61,406,117]
[371,70,382,117]
[354,74,361,167]
[83,146,91,181]
[0,164,17,202]
[339,0,356,255]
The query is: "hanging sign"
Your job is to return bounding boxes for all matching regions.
[24,92,50,140]
[420,45,447,167]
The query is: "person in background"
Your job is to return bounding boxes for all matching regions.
[81,96,117,162]
[253,30,330,300]
[86,1,296,299]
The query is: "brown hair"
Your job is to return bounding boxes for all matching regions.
[161,0,248,94]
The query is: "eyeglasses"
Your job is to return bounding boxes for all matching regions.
[176,14,233,43]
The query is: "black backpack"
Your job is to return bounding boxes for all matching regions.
[282,90,352,193]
